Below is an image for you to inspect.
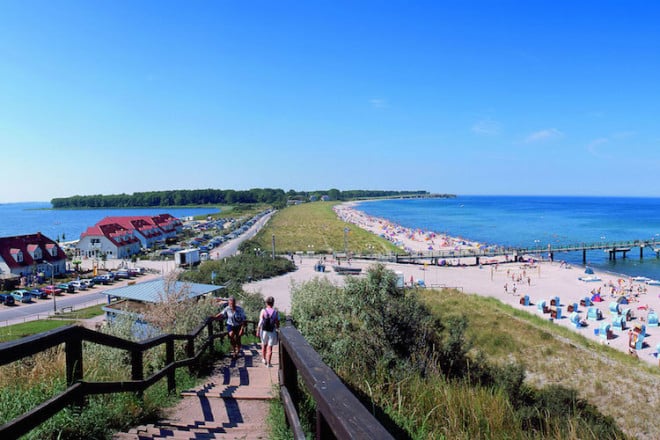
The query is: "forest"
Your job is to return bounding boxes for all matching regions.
[50,188,434,208]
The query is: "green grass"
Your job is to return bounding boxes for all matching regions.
[0,320,75,342]
[55,304,105,320]
[251,202,403,255]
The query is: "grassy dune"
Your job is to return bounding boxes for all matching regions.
[251,201,402,255]
[422,288,660,439]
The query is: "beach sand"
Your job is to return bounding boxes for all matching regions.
[244,203,660,367]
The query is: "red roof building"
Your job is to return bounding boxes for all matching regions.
[0,233,67,277]
[77,214,182,258]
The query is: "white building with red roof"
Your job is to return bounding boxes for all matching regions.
[0,233,67,278]
[77,223,142,259]
[77,214,183,258]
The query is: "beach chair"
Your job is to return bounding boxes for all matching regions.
[550,296,560,306]
[587,307,601,321]
[580,296,592,307]
[567,302,578,313]
[550,306,562,320]
[608,302,620,315]
[612,315,626,330]
[569,312,582,328]
[621,308,632,321]
[519,295,530,306]
[537,300,547,313]
[599,322,612,339]
[647,311,659,327]
[630,323,646,350]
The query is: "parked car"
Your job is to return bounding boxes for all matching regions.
[57,282,76,293]
[92,275,110,285]
[11,289,32,303]
[41,285,63,296]
[0,293,15,306]
[127,268,142,277]
[115,269,130,279]
[29,289,49,300]
[80,279,95,288]
[69,280,88,291]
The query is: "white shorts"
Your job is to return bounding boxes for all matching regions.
[261,329,278,346]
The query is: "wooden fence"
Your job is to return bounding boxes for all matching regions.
[279,321,394,440]
[0,317,242,439]
[1,317,396,439]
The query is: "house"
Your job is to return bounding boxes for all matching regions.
[77,223,142,259]
[0,233,67,280]
[77,214,183,257]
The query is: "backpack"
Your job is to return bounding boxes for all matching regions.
[262,309,277,332]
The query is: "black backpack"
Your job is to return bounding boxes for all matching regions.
[262,309,277,332]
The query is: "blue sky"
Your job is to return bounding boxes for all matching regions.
[1,1,659,202]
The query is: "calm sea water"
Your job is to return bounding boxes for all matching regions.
[0,202,219,242]
[355,196,660,280]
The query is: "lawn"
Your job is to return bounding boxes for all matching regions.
[0,320,75,343]
[251,202,403,255]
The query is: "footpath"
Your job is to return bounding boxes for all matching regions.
[113,343,279,440]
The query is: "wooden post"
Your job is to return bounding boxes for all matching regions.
[166,339,175,394]
[316,408,332,440]
[207,321,214,356]
[65,334,84,408]
[187,337,195,374]
[582,249,586,264]
[131,350,144,399]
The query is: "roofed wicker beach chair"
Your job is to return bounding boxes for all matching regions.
[647,310,659,327]
[612,315,626,331]
[599,322,613,339]
[587,307,602,321]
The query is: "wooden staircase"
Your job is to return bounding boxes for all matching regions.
[113,343,279,440]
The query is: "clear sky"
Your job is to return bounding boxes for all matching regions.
[1,1,659,203]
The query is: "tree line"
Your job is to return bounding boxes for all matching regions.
[50,188,437,208]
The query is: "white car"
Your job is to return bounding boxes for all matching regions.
[69,280,88,290]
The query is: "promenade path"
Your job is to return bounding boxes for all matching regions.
[113,343,279,439]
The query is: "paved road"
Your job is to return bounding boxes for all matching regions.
[0,211,274,327]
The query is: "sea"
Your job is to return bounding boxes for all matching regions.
[0,202,220,243]
[354,196,660,281]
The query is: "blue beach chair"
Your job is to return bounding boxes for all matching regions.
[612,315,626,330]
[599,322,611,339]
[647,311,659,327]
[608,302,620,315]
[587,307,601,321]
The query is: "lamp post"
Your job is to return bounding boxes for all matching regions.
[43,261,56,313]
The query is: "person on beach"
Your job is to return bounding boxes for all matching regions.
[216,296,246,359]
[256,296,280,368]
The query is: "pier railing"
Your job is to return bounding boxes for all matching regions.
[349,239,660,264]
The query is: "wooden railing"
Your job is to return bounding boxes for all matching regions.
[0,317,253,439]
[279,321,394,440]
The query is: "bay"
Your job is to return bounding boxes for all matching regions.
[355,196,660,280]
[0,202,219,243]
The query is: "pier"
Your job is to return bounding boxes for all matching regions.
[394,239,660,265]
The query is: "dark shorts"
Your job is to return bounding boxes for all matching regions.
[227,324,242,334]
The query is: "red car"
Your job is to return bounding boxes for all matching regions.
[41,285,63,296]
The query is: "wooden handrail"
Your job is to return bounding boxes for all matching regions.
[0,317,257,438]
[279,320,394,440]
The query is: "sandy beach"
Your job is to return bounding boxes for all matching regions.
[245,202,660,367]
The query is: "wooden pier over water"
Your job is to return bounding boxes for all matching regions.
[394,239,660,265]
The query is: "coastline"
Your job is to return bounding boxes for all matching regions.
[334,200,660,366]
